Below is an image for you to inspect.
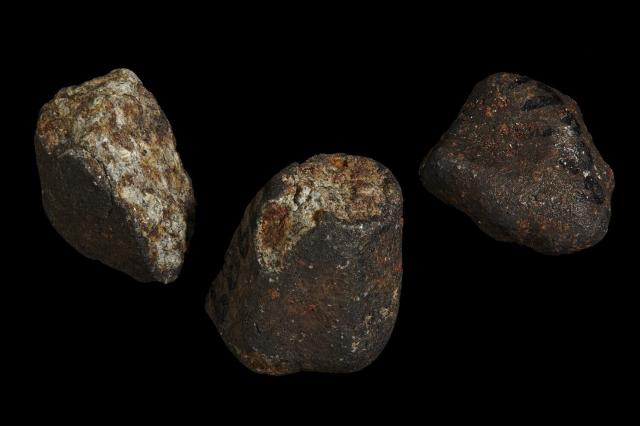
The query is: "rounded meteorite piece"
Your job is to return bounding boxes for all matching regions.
[207,154,403,375]
[420,72,614,254]
[35,69,195,283]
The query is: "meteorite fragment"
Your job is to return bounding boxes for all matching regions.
[206,154,402,374]
[35,69,195,283]
[420,73,614,254]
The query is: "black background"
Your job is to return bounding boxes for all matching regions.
[10,11,636,417]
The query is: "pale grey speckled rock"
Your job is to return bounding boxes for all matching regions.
[35,69,195,283]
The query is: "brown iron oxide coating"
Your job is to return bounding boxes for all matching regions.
[35,69,195,283]
[420,73,614,254]
[207,154,403,375]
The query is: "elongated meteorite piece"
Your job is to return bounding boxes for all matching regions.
[35,69,195,283]
[207,154,402,375]
[420,73,614,254]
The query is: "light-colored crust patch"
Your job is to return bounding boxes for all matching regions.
[256,154,393,273]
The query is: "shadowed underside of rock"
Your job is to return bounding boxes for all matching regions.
[420,72,614,254]
[35,68,195,283]
[206,153,403,375]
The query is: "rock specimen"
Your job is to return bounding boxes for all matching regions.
[207,154,402,374]
[420,72,614,254]
[35,69,195,283]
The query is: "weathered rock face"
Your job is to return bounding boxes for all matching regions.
[420,73,614,254]
[35,69,195,283]
[207,154,402,374]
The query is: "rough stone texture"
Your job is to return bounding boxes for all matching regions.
[35,69,195,283]
[206,154,402,375]
[420,72,614,254]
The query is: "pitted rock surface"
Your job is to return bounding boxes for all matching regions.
[420,72,614,254]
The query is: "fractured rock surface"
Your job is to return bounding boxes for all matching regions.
[420,72,614,254]
[35,69,195,283]
[207,154,402,374]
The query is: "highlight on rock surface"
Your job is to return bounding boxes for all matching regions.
[35,68,195,283]
[420,72,614,255]
[206,153,403,375]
